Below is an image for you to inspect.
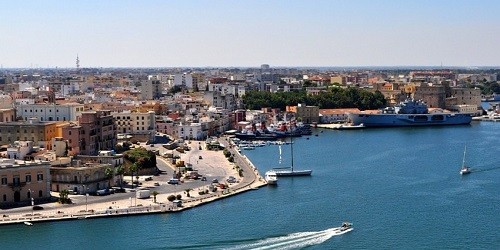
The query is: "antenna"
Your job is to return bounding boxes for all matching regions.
[76,54,80,71]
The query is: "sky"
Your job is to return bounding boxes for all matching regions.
[1,0,499,68]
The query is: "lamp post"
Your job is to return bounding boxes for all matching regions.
[28,189,34,216]
[83,185,88,212]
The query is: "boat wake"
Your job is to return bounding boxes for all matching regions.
[471,166,500,173]
[225,227,352,250]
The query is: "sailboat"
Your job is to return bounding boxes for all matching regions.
[460,144,471,175]
[272,137,312,176]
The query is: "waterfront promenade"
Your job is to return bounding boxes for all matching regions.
[0,138,267,226]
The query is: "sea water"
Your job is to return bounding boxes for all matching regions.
[1,122,499,249]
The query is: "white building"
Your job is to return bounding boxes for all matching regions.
[6,141,34,160]
[177,122,205,140]
[16,103,85,122]
[173,73,194,89]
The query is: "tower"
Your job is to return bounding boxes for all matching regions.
[76,54,80,71]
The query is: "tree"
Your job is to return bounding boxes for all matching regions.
[129,162,138,188]
[58,190,71,204]
[151,191,159,203]
[176,194,182,200]
[105,167,114,189]
[184,188,192,198]
[167,195,176,202]
[115,165,125,188]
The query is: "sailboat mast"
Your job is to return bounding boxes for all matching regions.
[290,137,294,171]
[462,144,467,168]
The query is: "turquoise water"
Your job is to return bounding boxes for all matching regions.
[2,122,499,249]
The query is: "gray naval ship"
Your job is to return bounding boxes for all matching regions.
[348,87,472,128]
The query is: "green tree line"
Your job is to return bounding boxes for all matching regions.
[243,88,387,110]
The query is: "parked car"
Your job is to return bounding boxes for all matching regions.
[201,176,207,181]
[212,178,219,184]
[96,189,110,196]
[154,182,160,186]
[167,179,180,185]
[198,155,203,159]
[227,176,237,183]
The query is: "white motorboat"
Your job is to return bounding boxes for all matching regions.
[265,170,278,185]
[340,222,352,232]
[460,145,471,175]
[24,221,33,226]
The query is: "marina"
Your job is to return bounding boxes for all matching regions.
[1,122,499,249]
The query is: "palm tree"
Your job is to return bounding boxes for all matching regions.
[104,167,114,189]
[151,191,159,203]
[115,165,125,188]
[184,188,192,198]
[129,162,138,188]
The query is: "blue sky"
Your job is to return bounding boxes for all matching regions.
[1,0,499,68]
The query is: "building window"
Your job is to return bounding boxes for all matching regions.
[25,174,32,183]
[69,131,72,135]
[27,191,31,199]
[2,194,5,201]
[13,175,20,184]
[39,190,43,197]
[1,176,7,185]
[37,173,43,181]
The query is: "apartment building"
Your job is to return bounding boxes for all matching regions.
[113,111,155,134]
[16,103,85,122]
[140,80,162,100]
[78,111,117,156]
[0,159,51,206]
[0,119,57,148]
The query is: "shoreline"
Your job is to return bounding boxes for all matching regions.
[0,138,267,226]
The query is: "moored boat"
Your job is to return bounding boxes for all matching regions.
[272,137,312,177]
[265,170,278,185]
[348,85,472,127]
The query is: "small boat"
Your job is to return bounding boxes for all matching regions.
[264,170,278,185]
[460,145,471,175]
[340,222,352,231]
[336,123,365,130]
[24,221,33,226]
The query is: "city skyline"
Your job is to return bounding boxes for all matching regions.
[1,0,500,68]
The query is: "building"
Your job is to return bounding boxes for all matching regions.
[60,123,82,156]
[445,88,482,114]
[16,103,85,122]
[140,80,162,100]
[6,141,34,160]
[414,84,446,108]
[319,108,360,123]
[0,119,58,149]
[286,104,320,124]
[78,110,117,156]
[0,159,51,207]
[50,161,114,194]
[113,111,156,141]
[177,122,205,140]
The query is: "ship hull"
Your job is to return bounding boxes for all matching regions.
[348,113,472,127]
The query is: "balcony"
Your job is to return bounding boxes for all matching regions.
[8,182,27,188]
